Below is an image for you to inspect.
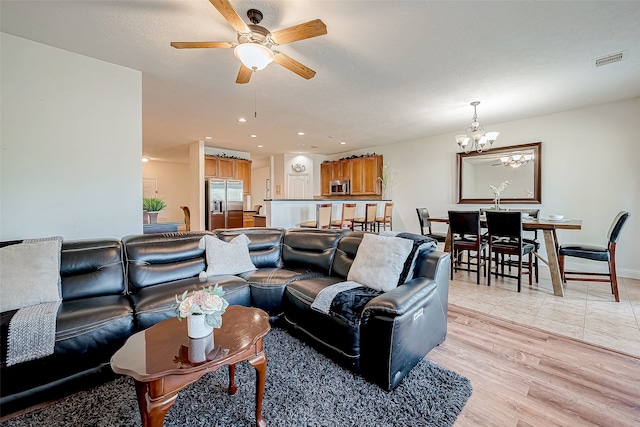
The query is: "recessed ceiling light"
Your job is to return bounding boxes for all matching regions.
[297,143,305,147]
[250,134,257,138]
[141,157,150,162]
[204,136,212,140]
[238,118,247,123]
[257,145,264,148]
[297,132,305,136]
[339,141,347,145]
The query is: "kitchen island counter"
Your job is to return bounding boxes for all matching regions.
[264,198,391,229]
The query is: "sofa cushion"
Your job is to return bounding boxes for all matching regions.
[0,237,62,312]
[199,234,256,276]
[347,233,413,292]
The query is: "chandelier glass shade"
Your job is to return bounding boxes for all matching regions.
[455,101,499,153]
[500,153,534,168]
[234,43,274,71]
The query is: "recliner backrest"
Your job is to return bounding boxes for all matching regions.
[214,228,284,268]
[60,238,127,300]
[122,232,211,292]
[282,228,346,274]
[332,231,366,278]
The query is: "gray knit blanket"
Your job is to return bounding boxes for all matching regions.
[4,236,62,367]
[7,301,60,366]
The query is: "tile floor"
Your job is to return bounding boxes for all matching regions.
[448,262,640,356]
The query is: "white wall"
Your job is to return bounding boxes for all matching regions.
[251,166,270,214]
[0,33,142,240]
[353,97,639,278]
[142,160,190,223]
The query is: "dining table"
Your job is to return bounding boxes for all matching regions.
[429,215,582,297]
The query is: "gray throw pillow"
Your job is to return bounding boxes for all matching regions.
[347,233,413,292]
[0,236,63,312]
[199,234,257,276]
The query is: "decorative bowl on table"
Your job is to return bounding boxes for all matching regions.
[549,214,565,221]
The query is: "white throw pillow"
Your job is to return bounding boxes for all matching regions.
[199,234,257,276]
[0,236,63,312]
[347,233,413,292]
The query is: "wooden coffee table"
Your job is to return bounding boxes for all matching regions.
[110,305,271,427]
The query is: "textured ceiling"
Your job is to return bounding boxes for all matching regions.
[2,1,639,162]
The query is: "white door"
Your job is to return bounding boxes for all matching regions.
[143,178,157,199]
[288,174,309,199]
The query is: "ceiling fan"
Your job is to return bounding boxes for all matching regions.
[171,0,327,84]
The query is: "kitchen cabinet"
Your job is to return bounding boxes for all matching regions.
[235,159,252,195]
[331,160,351,181]
[351,155,383,195]
[243,211,256,227]
[205,156,252,195]
[205,157,235,179]
[320,155,383,196]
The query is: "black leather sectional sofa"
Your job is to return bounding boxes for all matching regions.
[0,227,450,417]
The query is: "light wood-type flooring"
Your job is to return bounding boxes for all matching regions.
[428,270,640,427]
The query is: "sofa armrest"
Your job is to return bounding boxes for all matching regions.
[363,277,437,317]
[359,251,450,391]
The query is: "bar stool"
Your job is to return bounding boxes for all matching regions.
[299,204,333,229]
[330,203,356,230]
[353,203,377,232]
[375,202,393,232]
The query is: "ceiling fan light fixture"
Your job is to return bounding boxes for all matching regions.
[234,43,274,71]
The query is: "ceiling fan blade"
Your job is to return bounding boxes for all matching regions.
[209,0,250,34]
[170,42,233,49]
[273,52,316,80]
[236,64,253,84]
[271,19,327,45]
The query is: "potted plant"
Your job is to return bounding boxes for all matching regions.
[143,197,166,224]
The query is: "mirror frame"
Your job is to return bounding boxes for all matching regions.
[457,142,542,204]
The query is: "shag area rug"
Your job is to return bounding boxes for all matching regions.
[0,328,472,427]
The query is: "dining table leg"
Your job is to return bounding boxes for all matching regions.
[444,226,452,253]
[542,229,565,297]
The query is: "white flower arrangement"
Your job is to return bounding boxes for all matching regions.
[488,180,511,199]
[488,180,511,209]
[173,284,228,328]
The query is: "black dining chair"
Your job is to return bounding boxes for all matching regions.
[485,211,535,292]
[416,208,447,242]
[448,211,487,285]
[558,211,630,302]
[501,208,540,283]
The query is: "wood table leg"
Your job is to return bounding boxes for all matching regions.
[134,380,178,427]
[543,229,565,297]
[444,225,452,253]
[248,351,267,427]
[228,363,238,395]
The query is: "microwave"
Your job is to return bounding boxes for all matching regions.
[330,180,350,195]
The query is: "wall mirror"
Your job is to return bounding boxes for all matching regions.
[457,142,541,204]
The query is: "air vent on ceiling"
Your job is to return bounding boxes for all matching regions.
[592,51,625,68]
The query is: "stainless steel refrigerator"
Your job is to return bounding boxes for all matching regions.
[205,179,244,230]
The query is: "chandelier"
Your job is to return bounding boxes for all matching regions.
[500,153,534,168]
[455,101,499,153]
